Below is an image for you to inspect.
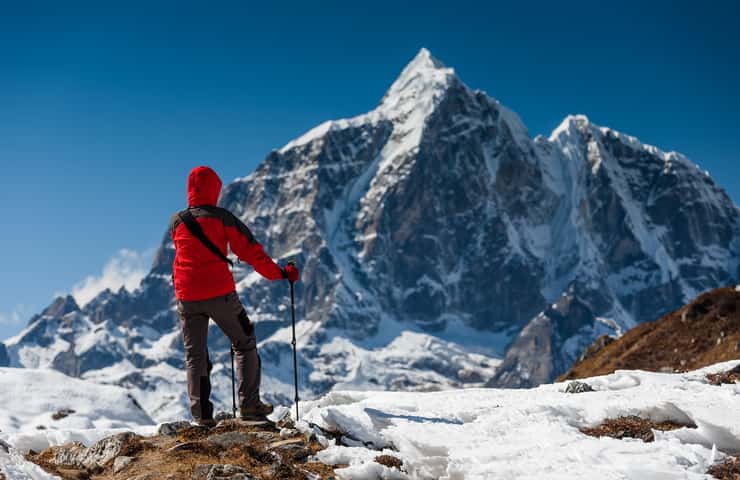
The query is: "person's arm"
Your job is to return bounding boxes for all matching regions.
[224,212,285,281]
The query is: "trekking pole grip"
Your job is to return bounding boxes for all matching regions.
[287,260,296,284]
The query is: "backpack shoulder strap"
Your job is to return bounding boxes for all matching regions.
[178,209,233,267]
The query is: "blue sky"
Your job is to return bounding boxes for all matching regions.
[1,0,738,339]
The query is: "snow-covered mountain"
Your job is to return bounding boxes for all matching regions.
[5,48,739,418]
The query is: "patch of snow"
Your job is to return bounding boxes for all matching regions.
[0,448,60,480]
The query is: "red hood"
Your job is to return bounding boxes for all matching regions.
[187,166,222,207]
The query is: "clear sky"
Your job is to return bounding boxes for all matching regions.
[1,0,738,339]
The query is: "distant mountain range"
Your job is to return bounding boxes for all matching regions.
[3,49,738,420]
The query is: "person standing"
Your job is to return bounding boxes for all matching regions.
[170,166,299,426]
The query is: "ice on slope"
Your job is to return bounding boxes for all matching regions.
[299,360,740,480]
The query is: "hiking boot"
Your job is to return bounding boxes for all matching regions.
[240,401,273,420]
[191,417,217,428]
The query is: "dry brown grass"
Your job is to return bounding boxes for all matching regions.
[560,287,740,381]
[708,456,740,480]
[580,415,696,443]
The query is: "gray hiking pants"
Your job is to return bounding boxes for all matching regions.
[176,291,261,420]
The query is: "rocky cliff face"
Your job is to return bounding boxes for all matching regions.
[6,49,739,419]
[0,342,8,367]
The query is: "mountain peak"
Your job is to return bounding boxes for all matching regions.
[549,114,592,141]
[277,49,460,154]
[407,47,447,71]
[549,114,686,166]
[379,48,457,116]
[41,295,80,319]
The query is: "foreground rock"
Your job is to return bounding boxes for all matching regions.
[564,381,594,393]
[157,420,191,437]
[47,432,141,471]
[28,418,335,479]
[706,364,740,385]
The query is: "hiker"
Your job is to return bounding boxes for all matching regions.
[170,165,299,426]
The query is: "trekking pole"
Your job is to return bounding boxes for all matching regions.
[230,347,237,419]
[287,261,300,421]
[229,259,238,419]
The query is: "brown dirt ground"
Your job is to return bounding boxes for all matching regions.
[28,419,337,480]
[708,456,740,480]
[580,415,696,443]
[374,454,403,470]
[560,287,740,381]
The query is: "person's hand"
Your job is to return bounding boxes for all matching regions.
[283,263,299,283]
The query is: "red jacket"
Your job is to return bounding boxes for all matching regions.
[170,166,284,301]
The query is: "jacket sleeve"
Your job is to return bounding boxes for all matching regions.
[224,213,284,281]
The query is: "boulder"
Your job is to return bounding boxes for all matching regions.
[80,432,139,469]
[565,381,595,393]
[157,420,191,437]
[50,442,87,468]
[49,432,139,470]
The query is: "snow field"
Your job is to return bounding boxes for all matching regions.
[297,360,740,480]
[0,367,156,479]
